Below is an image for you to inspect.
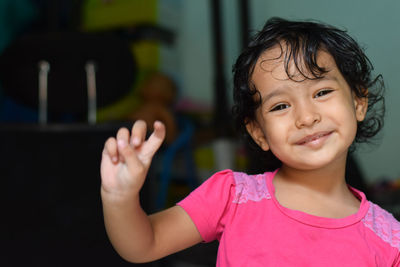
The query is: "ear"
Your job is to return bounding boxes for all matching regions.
[353,92,368,122]
[245,119,270,151]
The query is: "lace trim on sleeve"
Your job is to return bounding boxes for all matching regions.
[232,172,271,204]
[362,201,400,251]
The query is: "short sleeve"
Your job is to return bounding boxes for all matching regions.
[177,169,236,242]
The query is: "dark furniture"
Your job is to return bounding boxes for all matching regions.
[1,123,155,266]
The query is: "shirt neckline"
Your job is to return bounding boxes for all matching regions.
[266,169,370,228]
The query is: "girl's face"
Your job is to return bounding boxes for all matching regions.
[246,46,368,171]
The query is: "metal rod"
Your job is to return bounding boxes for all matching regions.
[38,60,50,124]
[85,61,97,124]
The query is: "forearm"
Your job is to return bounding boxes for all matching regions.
[101,190,155,263]
[100,122,201,262]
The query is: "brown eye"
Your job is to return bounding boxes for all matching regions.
[315,89,333,98]
[270,103,290,112]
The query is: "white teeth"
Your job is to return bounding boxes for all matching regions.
[301,133,326,144]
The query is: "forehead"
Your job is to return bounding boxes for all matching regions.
[252,45,338,81]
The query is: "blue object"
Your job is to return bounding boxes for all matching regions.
[156,117,198,210]
[0,97,38,122]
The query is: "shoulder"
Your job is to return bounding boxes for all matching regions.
[231,171,272,204]
[176,170,236,242]
[362,201,400,251]
[179,169,274,208]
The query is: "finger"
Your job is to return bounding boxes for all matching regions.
[118,139,146,176]
[130,120,147,147]
[116,127,130,143]
[152,121,166,142]
[142,121,166,159]
[116,127,130,162]
[103,137,118,163]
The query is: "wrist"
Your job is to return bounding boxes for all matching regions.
[101,186,141,207]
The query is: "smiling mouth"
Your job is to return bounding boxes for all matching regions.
[296,131,333,145]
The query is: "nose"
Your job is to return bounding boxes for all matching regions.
[295,104,321,128]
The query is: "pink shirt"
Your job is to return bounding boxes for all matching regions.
[177,169,400,266]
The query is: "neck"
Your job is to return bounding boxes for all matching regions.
[273,154,361,218]
[277,154,349,196]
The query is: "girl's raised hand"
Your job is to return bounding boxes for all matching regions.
[100,120,166,200]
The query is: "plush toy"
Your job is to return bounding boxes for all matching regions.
[130,72,178,144]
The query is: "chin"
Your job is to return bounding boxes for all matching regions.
[287,154,346,171]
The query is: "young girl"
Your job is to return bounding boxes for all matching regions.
[100,17,400,266]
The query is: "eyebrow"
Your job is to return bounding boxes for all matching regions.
[261,87,288,104]
[260,74,339,104]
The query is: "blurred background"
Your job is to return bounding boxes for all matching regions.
[1,0,399,266]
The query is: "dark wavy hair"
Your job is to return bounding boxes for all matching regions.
[232,17,385,167]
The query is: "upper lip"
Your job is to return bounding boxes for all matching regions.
[295,131,333,145]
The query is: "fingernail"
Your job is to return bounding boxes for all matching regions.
[117,139,127,149]
[112,156,118,162]
[132,137,140,146]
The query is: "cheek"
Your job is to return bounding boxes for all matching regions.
[329,103,358,139]
[263,118,289,148]
[348,115,359,137]
[326,96,358,122]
